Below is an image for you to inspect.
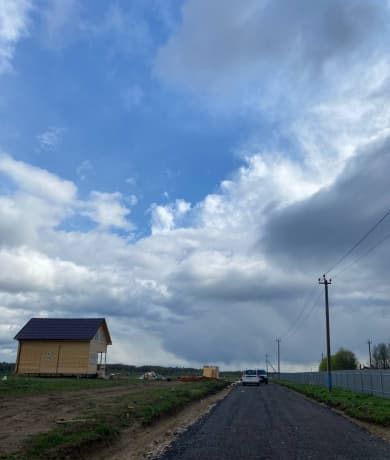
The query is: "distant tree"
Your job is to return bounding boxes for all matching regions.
[332,348,359,370]
[319,357,327,372]
[105,364,202,377]
[319,348,358,371]
[0,362,15,375]
[372,343,390,369]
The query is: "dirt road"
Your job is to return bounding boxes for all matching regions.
[160,383,390,460]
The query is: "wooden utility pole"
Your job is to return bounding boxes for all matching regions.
[367,339,372,368]
[276,338,281,379]
[319,275,332,391]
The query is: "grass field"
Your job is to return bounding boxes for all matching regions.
[0,377,229,460]
[277,380,390,426]
[0,375,139,396]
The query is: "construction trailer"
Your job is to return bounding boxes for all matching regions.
[14,318,112,377]
[203,365,219,379]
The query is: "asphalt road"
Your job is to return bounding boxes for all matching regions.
[160,383,390,460]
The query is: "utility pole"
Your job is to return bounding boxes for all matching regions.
[276,338,281,379]
[265,354,269,373]
[367,339,372,368]
[319,275,332,391]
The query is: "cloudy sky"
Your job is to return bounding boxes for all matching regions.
[1,0,390,370]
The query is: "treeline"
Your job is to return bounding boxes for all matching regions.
[318,343,390,371]
[0,362,14,375]
[106,364,202,376]
[106,364,241,379]
[0,362,239,378]
[107,365,243,377]
[371,343,390,369]
[0,362,201,377]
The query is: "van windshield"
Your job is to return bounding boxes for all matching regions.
[244,370,257,375]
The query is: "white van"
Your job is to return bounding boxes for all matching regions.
[241,369,261,386]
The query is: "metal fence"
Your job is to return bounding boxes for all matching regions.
[278,370,390,398]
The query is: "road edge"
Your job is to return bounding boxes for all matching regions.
[274,382,390,444]
[90,382,237,460]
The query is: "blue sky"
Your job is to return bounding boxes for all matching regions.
[1,0,390,370]
[0,0,258,234]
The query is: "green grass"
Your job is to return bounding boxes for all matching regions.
[1,379,229,460]
[0,422,118,460]
[220,371,242,382]
[277,380,390,426]
[133,380,227,425]
[0,375,139,396]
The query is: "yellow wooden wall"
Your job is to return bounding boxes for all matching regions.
[88,325,108,374]
[203,366,220,379]
[17,341,91,375]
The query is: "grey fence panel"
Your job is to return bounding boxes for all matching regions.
[278,370,390,398]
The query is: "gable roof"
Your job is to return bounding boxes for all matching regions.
[14,318,112,344]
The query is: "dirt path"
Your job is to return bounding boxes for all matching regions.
[0,383,169,455]
[89,385,233,460]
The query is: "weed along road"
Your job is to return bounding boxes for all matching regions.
[160,383,390,460]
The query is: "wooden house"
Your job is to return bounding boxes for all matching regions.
[14,318,112,376]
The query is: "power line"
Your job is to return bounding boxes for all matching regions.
[280,285,316,338]
[325,207,390,275]
[293,292,321,333]
[284,293,321,340]
[334,230,390,277]
[280,285,319,340]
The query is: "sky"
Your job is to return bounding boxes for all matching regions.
[1,0,390,371]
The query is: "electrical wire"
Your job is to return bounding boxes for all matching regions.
[279,285,320,340]
[333,229,390,278]
[325,207,390,275]
[283,291,322,340]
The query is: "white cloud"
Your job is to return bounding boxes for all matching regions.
[0,155,135,250]
[0,0,31,73]
[81,191,133,231]
[127,194,138,206]
[126,177,136,186]
[36,126,65,152]
[76,160,94,181]
[1,142,390,369]
[151,199,191,233]
[0,153,76,203]
[151,205,175,232]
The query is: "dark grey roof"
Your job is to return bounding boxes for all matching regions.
[14,318,111,343]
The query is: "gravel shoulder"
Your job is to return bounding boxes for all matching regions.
[159,383,390,460]
[89,385,233,460]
